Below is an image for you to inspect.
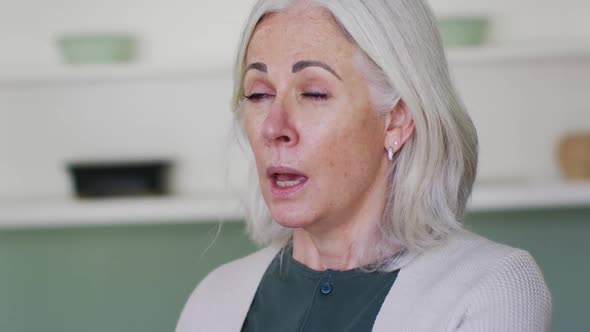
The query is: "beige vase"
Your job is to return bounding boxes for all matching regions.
[559,132,590,179]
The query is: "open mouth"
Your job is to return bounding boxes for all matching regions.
[273,173,308,188]
[267,167,308,196]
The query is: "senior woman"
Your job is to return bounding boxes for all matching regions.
[177,0,551,331]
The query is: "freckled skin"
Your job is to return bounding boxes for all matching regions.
[242,7,391,237]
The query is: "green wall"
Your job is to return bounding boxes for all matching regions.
[0,222,256,332]
[1,208,588,332]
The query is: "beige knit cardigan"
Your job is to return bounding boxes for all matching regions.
[176,231,552,332]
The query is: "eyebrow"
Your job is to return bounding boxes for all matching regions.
[244,60,342,81]
[244,62,268,74]
[292,60,342,80]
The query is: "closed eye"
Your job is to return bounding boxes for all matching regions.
[244,93,274,102]
[302,92,328,100]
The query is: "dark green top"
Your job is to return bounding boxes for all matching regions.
[241,246,399,332]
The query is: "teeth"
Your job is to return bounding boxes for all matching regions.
[276,178,304,188]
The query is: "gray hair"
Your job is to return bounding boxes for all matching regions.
[231,0,478,270]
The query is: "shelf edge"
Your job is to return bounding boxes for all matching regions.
[1,181,588,229]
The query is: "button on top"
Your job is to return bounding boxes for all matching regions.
[320,281,333,295]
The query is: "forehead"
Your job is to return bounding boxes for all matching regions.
[245,7,355,66]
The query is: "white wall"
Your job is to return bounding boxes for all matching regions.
[1,0,589,67]
[0,0,257,67]
[1,0,589,201]
[450,58,590,182]
[429,0,590,44]
[0,75,250,200]
[2,57,588,200]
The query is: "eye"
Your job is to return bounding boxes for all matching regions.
[302,92,328,100]
[244,93,274,102]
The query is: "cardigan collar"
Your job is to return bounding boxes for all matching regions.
[228,245,424,331]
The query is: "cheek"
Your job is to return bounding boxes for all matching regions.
[242,114,266,170]
[243,111,275,204]
[243,112,262,150]
[322,113,384,176]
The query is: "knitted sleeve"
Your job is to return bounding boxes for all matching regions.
[455,250,552,332]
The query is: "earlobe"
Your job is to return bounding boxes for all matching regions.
[387,139,400,161]
[383,100,414,156]
[385,128,402,156]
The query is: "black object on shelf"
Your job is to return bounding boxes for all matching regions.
[67,160,171,198]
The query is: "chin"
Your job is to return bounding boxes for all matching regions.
[268,203,316,230]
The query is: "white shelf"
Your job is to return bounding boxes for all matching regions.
[469,180,590,212]
[1,45,590,84]
[0,181,588,229]
[446,44,590,64]
[0,196,243,229]
[0,62,231,84]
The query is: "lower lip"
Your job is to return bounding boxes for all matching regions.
[269,177,308,198]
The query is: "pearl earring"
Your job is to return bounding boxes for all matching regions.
[388,141,399,161]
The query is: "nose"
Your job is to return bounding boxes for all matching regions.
[261,99,299,147]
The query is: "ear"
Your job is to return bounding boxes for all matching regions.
[384,100,415,155]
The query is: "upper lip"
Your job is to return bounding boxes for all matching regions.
[266,166,308,179]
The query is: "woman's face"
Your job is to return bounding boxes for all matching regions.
[242,7,391,231]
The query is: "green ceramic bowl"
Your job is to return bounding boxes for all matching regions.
[438,16,489,47]
[57,34,137,64]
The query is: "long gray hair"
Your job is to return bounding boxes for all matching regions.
[232,0,478,271]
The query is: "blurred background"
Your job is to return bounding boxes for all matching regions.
[0,0,589,331]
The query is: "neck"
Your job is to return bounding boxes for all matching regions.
[291,174,389,271]
[290,157,405,271]
[292,226,371,271]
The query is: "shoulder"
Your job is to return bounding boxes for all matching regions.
[391,231,552,331]
[407,230,545,282]
[198,246,278,289]
[423,230,552,309]
[445,232,552,331]
[175,246,279,332]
